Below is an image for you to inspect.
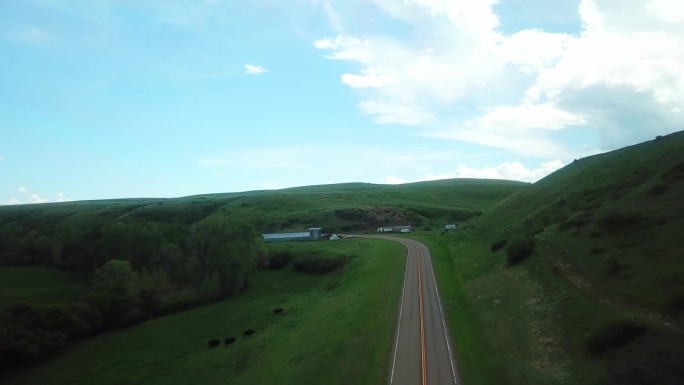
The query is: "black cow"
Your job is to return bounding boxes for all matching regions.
[208,339,220,349]
[243,329,256,339]
[224,337,236,347]
[273,308,284,315]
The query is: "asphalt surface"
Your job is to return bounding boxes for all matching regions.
[370,236,460,385]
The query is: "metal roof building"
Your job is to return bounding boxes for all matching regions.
[262,227,322,242]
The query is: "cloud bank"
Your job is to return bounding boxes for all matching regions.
[1,187,71,205]
[315,0,684,158]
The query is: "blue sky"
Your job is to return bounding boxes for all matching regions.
[2,0,683,204]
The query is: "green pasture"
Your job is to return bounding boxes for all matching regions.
[0,267,87,309]
[4,239,406,385]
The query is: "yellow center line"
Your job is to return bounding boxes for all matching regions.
[418,250,427,385]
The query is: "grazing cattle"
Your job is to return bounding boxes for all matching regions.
[243,329,256,339]
[273,308,284,315]
[208,339,220,349]
[224,337,236,347]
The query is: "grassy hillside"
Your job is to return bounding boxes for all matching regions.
[4,239,405,385]
[0,178,527,234]
[434,131,684,384]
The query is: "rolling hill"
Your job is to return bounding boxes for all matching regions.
[2,130,683,385]
[435,131,684,384]
[0,178,527,235]
[0,178,526,385]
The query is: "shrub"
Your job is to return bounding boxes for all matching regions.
[647,183,669,197]
[661,161,684,183]
[666,292,684,317]
[490,239,507,252]
[589,247,605,255]
[605,255,622,275]
[506,238,535,266]
[597,212,644,235]
[293,253,351,274]
[559,212,593,232]
[268,250,293,270]
[0,302,93,368]
[586,320,646,356]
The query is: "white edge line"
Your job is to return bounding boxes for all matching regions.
[389,243,410,385]
[425,245,460,385]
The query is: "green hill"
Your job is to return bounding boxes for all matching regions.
[435,131,684,384]
[0,178,526,236]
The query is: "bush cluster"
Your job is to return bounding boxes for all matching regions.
[506,238,535,266]
[666,292,684,317]
[268,251,293,270]
[490,239,507,252]
[0,302,92,368]
[596,212,644,235]
[585,320,646,356]
[293,253,352,274]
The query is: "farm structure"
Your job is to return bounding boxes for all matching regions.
[262,227,322,243]
[376,225,413,233]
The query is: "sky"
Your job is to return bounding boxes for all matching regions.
[1,0,683,204]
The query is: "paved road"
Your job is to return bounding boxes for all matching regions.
[369,236,460,385]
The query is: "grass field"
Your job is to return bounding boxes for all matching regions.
[4,239,406,385]
[0,267,88,309]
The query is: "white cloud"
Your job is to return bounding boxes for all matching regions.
[56,192,72,202]
[449,160,565,183]
[244,64,269,75]
[647,0,684,23]
[383,175,407,185]
[341,69,396,88]
[321,0,345,33]
[498,29,574,74]
[1,198,21,205]
[28,193,48,204]
[1,188,71,205]
[316,0,684,157]
[359,100,434,126]
[378,160,566,185]
[476,103,587,132]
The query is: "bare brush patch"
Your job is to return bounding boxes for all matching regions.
[466,269,570,382]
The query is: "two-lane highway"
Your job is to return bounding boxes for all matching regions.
[371,236,460,385]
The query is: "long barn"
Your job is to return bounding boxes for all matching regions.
[262,227,322,242]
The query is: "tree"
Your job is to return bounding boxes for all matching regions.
[190,220,260,297]
[0,225,22,265]
[87,260,137,329]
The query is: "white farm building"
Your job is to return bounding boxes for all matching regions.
[262,227,322,243]
[376,225,413,233]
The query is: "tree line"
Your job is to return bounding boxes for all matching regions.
[0,218,265,370]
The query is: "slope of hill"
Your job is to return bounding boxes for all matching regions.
[438,131,684,384]
[0,178,527,235]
